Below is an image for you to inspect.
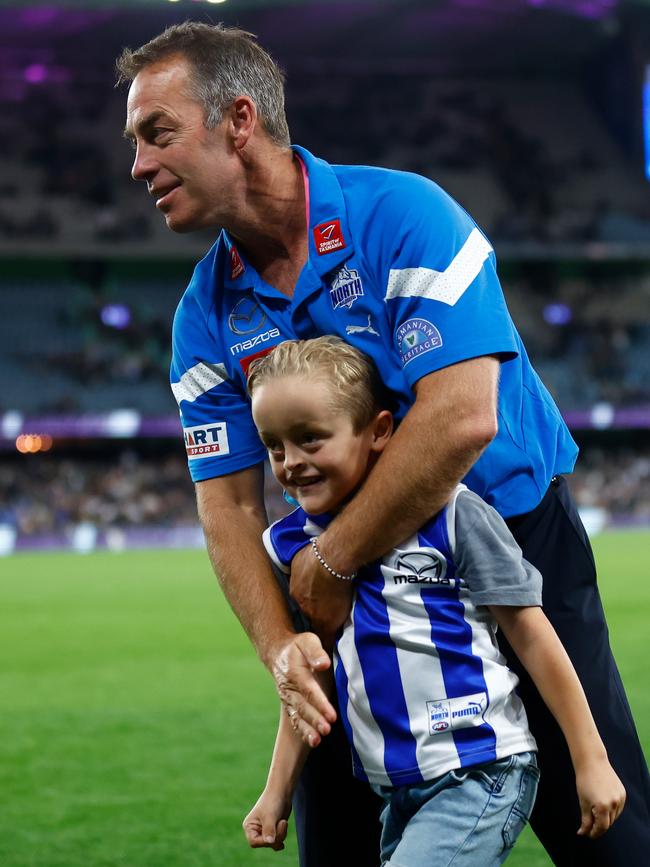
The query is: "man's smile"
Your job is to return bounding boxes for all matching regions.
[149,181,181,208]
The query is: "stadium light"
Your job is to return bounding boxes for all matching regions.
[15,434,53,454]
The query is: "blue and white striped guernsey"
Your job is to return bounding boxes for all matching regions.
[264,485,540,787]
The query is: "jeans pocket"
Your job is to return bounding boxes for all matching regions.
[466,754,516,795]
[502,762,541,850]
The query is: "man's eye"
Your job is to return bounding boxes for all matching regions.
[148,128,172,146]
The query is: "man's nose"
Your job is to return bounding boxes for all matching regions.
[131,142,156,182]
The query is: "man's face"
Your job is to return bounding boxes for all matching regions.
[125,56,235,233]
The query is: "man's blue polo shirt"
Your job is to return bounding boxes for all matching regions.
[170,145,577,518]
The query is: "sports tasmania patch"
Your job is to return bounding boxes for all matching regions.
[329,265,363,310]
[396,318,442,366]
[313,219,345,255]
[183,423,230,460]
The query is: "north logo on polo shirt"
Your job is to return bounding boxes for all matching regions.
[329,265,364,310]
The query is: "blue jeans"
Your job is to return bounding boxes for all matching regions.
[370,751,539,866]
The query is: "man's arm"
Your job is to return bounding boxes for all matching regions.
[290,355,499,639]
[196,466,336,729]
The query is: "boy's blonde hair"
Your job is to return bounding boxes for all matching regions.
[247,336,393,431]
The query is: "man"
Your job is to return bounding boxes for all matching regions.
[118,21,650,866]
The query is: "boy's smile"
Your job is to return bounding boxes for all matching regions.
[251,374,391,515]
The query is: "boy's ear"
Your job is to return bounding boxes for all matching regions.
[370,410,393,453]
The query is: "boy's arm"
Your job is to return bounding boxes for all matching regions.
[492,605,626,838]
[242,708,311,850]
[449,491,625,838]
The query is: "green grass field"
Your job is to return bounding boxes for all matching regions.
[1,532,648,867]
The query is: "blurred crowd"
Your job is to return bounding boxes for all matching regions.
[1,447,649,542]
[569,448,650,525]
[1,74,649,248]
[503,265,650,408]
[0,451,197,538]
[2,261,649,417]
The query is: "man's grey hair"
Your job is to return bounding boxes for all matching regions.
[116,21,290,146]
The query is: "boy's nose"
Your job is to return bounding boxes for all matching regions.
[284,446,305,472]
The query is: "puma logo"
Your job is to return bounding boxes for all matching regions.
[345,315,379,337]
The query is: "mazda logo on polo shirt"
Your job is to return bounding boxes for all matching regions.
[228,296,267,335]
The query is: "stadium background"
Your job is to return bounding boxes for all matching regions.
[1,0,649,864]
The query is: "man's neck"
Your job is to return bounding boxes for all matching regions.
[230,147,308,297]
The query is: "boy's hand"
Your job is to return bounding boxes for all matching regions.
[575,757,626,838]
[243,789,292,851]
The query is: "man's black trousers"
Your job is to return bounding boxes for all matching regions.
[292,476,650,866]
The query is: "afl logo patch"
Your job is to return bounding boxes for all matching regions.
[396,318,442,366]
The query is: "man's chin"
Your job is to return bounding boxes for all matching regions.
[164,211,220,235]
[164,212,196,234]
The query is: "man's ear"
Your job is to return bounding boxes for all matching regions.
[228,95,257,151]
[370,410,393,454]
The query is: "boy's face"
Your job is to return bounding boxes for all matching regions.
[251,375,390,515]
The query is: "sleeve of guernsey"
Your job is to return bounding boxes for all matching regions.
[380,174,519,387]
[170,288,266,483]
[448,489,543,608]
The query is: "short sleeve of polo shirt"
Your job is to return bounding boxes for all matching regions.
[378,173,519,387]
[170,277,267,483]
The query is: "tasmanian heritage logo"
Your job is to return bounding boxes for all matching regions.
[183,423,230,460]
[329,265,364,310]
[396,318,442,366]
[314,219,345,255]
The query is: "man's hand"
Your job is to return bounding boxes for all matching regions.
[272,632,337,747]
[289,541,354,646]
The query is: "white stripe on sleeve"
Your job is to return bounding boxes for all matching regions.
[171,361,228,405]
[385,228,493,307]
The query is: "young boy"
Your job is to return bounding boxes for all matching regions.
[243,336,625,865]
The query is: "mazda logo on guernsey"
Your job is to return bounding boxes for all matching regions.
[228,296,267,335]
[391,548,448,585]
